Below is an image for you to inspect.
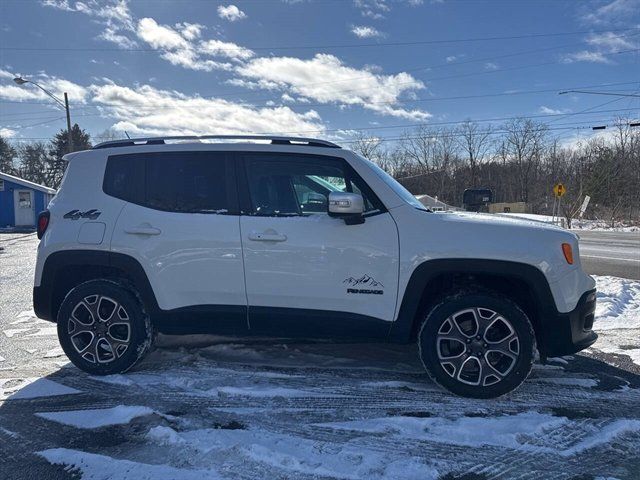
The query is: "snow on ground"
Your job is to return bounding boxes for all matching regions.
[591,276,640,366]
[320,413,640,458]
[502,213,639,231]
[36,405,155,429]
[1,273,640,478]
[1,377,81,400]
[39,449,225,480]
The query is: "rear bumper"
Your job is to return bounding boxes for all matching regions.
[541,288,597,358]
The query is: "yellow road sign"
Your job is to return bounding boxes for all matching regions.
[553,183,566,197]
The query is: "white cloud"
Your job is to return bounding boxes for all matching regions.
[562,50,612,64]
[99,26,138,48]
[354,0,391,19]
[89,82,326,136]
[0,68,15,80]
[136,18,234,71]
[137,18,189,50]
[351,25,384,38]
[42,0,138,48]
[0,72,88,104]
[217,4,247,22]
[581,0,640,25]
[446,55,457,63]
[484,62,499,70]
[0,128,16,138]
[353,0,423,18]
[587,31,636,51]
[177,23,203,41]
[562,30,637,64]
[235,53,431,120]
[539,106,571,115]
[200,39,255,61]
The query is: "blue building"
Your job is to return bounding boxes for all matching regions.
[0,172,56,228]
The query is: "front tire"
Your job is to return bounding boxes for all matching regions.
[57,279,154,375]
[418,292,534,398]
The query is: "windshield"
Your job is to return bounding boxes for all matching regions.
[363,157,430,211]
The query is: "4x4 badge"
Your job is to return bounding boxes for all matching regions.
[64,209,102,220]
[344,274,384,294]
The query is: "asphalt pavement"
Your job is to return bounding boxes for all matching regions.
[577,230,640,280]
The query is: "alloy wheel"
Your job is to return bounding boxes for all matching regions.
[436,307,520,387]
[67,295,132,364]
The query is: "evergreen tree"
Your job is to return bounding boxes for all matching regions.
[48,124,92,187]
[0,136,17,174]
[17,142,50,185]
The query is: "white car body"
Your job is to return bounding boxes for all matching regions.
[33,137,597,372]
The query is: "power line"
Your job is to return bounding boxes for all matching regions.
[3,33,637,106]
[559,90,640,98]
[3,81,639,113]
[2,108,636,138]
[1,27,636,53]
[546,91,639,126]
[3,123,629,144]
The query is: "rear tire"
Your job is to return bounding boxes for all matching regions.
[57,279,154,376]
[418,292,534,398]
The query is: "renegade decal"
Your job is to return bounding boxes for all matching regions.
[64,209,102,220]
[343,274,384,294]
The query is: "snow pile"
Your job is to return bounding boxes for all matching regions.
[591,276,640,365]
[36,406,154,429]
[594,276,640,330]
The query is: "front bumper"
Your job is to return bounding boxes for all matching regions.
[541,288,597,358]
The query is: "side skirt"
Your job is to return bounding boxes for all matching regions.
[152,305,391,341]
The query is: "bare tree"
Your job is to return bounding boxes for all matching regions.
[399,126,435,171]
[503,118,547,203]
[456,120,493,187]
[351,133,383,162]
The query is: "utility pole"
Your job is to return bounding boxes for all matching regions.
[13,76,74,153]
[64,92,73,153]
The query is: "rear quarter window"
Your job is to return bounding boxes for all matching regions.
[103,151,237,214]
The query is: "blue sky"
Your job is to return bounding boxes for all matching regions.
[0,0,638,147]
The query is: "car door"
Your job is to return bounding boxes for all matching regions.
[109,150,247,330]
[238,152,399,338]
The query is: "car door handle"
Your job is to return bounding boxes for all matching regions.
[124,226,161,236]
[248,231,287,242]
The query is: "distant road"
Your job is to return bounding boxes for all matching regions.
[577,230,640,280]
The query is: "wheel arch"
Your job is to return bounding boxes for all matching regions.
[34,250,159,323]
[388,259,557,356]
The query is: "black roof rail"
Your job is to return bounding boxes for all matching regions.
[93,135,341,149]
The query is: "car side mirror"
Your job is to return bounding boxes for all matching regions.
[328,192,365,225]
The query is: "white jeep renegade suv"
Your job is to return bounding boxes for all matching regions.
[33,135,597,398]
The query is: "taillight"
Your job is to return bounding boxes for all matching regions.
[37,210,50,239]
[562,243,574,265]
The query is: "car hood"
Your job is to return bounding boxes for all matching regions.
[438,211,575,236]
